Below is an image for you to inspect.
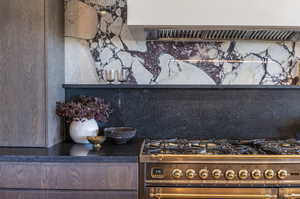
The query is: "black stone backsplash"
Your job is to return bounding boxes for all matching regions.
[64,85,300,139]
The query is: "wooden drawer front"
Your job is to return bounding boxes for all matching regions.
[0,162,138,190]
[0,190,138,199]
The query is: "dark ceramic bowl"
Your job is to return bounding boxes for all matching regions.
[104,127,136,144]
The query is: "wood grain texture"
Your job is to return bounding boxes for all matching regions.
[0,190,138,199]
[0,0,46,146]
[0,0,65,147]
[45,0,65,147]
[0,163,43,189]
[0,162,138,190]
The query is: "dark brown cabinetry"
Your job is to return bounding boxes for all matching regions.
[0,0,64,147]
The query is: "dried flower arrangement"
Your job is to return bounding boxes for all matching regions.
[56,96,113,123]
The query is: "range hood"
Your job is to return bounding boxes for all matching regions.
[127,0,300,41]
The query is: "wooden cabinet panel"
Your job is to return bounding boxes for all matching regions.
[44,162,138,190]
[0,162,138,190]
[44,0,65,147]
[0,0,46,146]
[0,0,64,147]
[0,190,138,199]
[0,163,43,189]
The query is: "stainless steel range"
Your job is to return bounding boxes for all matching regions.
[139,139,300,199]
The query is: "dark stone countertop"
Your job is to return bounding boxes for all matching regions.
[0,139,143,163]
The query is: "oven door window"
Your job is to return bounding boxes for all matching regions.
[147,188,278,199]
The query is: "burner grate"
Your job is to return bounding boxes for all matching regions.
[143,139,300,155]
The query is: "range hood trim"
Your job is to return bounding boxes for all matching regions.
[143,28,300,42]
[135,26,300,31]
[128,0,300,41]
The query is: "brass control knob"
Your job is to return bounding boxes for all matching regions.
[238,170,249,180]
[212,169,222,179]
[251,169,262,180]
[225,170,235,180]
[172,169,183,179]
[277,170,288,180]
[264,169,275,179]
[199,169,209,180]
[186,169,197,179]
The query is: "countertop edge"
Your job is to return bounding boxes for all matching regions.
[0,155,139,163]
[63,84,300,89]
[0,140,143,163]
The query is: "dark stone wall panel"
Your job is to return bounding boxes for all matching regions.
[65,88,300,139]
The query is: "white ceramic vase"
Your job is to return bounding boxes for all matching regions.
[69,119,99,144]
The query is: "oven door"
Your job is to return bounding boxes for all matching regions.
[146,188,278,199]
[280,188,300,199]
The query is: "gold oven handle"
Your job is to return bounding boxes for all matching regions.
[149,192,278,199]
[283,194,300,199]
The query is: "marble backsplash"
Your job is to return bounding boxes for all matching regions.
[65,0,300,85]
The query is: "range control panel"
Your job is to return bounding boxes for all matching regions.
[146,163,300,184]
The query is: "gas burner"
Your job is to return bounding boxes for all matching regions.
[147,140,161,148]
[206,143,218,149]
[163,143,179,149]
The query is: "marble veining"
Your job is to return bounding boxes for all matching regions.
[65,0,300,85]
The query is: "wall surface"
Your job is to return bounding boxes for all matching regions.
[65,0,300,85]
[65,86,300,139]
[64,0,300,139]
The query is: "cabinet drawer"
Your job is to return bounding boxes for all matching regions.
[0,162,138,190]
[0,190,138,199]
